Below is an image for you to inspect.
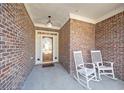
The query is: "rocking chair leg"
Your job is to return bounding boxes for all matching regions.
[98,69,102,80]
[87,81,90,89]
[111,69,117,80]
[86,77,91,89]
[73,74,91,90]
[112,70,115,78]
[76,72,80,80]
[94,71,98,81]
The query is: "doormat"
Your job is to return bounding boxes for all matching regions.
[42,63,54,67]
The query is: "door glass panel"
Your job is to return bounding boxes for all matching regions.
[42,36,53,63]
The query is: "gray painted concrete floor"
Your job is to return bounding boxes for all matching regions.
[22,63,124,90]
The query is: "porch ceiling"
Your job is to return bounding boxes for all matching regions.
[25,3,124,29]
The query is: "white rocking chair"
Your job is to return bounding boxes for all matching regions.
[73,51,97,89]
[91,50,116,80]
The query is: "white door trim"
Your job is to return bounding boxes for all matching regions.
[35,30,59,65]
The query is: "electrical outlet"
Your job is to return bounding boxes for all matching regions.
[30,57,34,60]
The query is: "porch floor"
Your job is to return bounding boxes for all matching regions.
[22,63,124,90]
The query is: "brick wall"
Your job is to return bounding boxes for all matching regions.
[59,19,95,74]
[70,19,95,74]
[0,4,35,89]
[59,19,70,73]
[95,11,124,80]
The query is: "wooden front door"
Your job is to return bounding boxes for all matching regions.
[42,36,53,63]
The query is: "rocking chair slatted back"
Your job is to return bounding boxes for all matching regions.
[73,51,84,67]
[91,50,103,64]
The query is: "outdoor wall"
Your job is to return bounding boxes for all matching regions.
[70,19,95,74]
[0,4,35,89]
[59,19,70,73]
[59,19,95,74]
[95,11,124,80]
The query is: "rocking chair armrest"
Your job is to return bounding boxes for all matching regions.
[84,63,95,69]
[96,62,103,67]
[78,64,84,69]
[103,61,114,66]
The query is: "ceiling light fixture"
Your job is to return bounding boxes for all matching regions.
[47,16,52,27]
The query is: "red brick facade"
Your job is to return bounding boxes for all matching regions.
[59,19,70,73]
[59,12,124,80]
[0,4,35,89]
[0,3,124,90]
[59,19,95,74]
[95,11,124,80]
[70,19,95,74]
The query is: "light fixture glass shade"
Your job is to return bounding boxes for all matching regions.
[47,22,52,27]
[47,16,52,27]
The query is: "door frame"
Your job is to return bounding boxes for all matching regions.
[35,30,59,65]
